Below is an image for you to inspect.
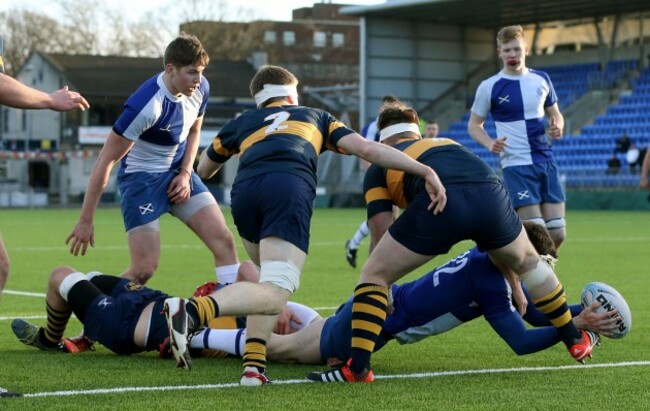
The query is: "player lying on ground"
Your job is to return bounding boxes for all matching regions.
[11,262,318,365]
[183,223,618,366]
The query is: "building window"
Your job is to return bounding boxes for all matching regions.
[332,33,345,47]
[283,31,296,46]
[313,31,326,48]
[264,30,276,44]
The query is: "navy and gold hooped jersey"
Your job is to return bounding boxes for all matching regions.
[364,137,499,218]
[206,102,356,187]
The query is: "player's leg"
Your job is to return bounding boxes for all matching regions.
[240,237,305,385]
[541,202,566,250]
[173,186,240,284]
[487,227,594,362]
[540,161,567,249]
[120,223,161,284]
[266,319,326,364]
[12,267,103,351]
[345,220,369,268]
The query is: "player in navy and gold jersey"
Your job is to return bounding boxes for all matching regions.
[196,65,446,386]
[308,100,598,383]
[187,223,614,367]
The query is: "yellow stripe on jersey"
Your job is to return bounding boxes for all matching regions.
[365,187,391,204]
[385,169,408,208]
[402,137,459,160]
[207,316,238,330]
[383,138,459,208]
[326,120,352,154]
[239,120,324,157]
[211,137,235,157]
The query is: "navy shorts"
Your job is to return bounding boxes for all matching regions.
[502,162,566,209]
[230,173,315,253]
[118,171,210,231]
[320,297,390,363]
[389,182,522,255]
[82,279,169,355]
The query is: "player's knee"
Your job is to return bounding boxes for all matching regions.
[49,266,77,287]
[545,217,566,248]
[57,270,88,301]
[519,257,554,289]
[259,260,301,294]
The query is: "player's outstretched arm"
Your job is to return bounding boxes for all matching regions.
[0,75,88,111]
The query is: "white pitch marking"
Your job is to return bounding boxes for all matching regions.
[17,361,650,398]
[3,290,46,298]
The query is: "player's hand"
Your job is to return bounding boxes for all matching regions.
[50,86,90,111]
[573,301,620,337]
[167,172,191,204]
[273,305,302,335]
[548,117,563,139]
[640,178,649,189]
[424,169,446,214]
[511,280,527,316]
[65,220,95,256]
[490,137,507,154]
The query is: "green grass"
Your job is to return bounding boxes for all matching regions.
[1,208,649,409]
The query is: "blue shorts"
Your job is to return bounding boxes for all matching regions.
[118,171,210,231]
[230,173,315,254]
[320,297,390,362]
[502,162,566,209]
[389,182,522,255]
[82,279,169,355]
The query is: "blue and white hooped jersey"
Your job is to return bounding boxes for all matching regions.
[471,68,556,168]
[113,73,209,175]
[384,247,516,345]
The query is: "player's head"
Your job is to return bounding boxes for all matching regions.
[496,25,528,74]
[250,65,299,108]
[424,120,439,139]
[376,100,421,145]
[163,33,209,96]
[164,32,209,69]
[523,221,557,258]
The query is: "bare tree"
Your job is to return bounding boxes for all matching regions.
[0,9,64,74]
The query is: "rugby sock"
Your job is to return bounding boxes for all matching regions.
[242,338,267,373]
[189,328,246,357]
[349,221,370,250]
[215,263,240,285]
[43,302,72,345]
[532,283,581,345]
[186,296,219,328]
[350,283,388,374]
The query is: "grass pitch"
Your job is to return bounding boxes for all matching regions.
[0,207,649,410]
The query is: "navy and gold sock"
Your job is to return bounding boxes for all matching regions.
[186,296,219,328]
[43,302,72,344]
[350,283,388,374]
[242,338,267,373]
[533,283,581,345]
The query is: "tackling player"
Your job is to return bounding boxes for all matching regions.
[187,224,616,367]
[308,99,596,383]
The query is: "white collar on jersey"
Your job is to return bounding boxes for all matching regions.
[379,123,421,142]
[254,84,299,107]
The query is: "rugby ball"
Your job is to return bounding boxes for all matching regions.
[581,282,632,339]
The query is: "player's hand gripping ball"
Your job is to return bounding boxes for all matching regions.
[581,282,632,339]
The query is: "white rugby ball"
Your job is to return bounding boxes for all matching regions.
[581,282,632,339]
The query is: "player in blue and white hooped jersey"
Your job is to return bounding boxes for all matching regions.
[66,33,240,285]
[468,25,567,250]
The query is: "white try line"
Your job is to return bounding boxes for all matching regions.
[3,290,46,298]
[9,361,650,399]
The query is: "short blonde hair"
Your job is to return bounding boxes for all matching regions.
[496,25,525,47]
